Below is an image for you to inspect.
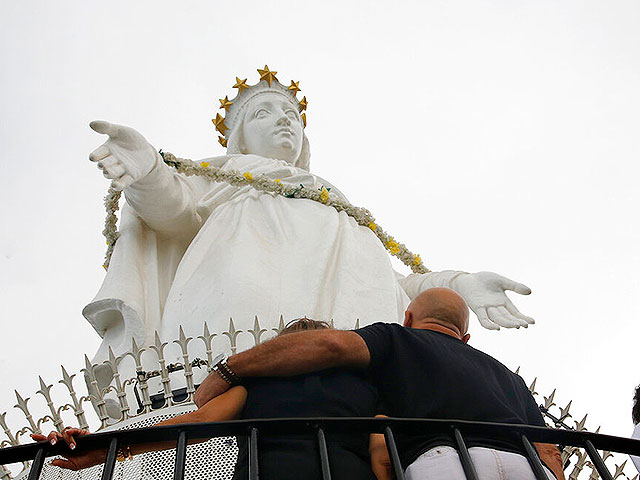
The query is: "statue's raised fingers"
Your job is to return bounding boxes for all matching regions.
[475,307,500,331]
[89,120,117,136]
[504,302,535,325]
[89,145,110,163]
[487,306,520,328]
[96,156,117,170]
[510,282,531,295]
[103,164,125,179]
[111,174,134,191]
[494,274,531,295]
[90,120,140,144]
[498,306,528,328]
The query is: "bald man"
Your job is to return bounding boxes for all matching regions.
[195,288,563,479]
[403,286,471,341]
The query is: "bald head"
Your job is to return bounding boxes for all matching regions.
[404,288,470,340]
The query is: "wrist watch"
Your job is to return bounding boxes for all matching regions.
[211,354,242,386]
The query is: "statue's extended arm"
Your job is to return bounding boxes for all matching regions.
[398,271,535,330]
[89,121,200,236]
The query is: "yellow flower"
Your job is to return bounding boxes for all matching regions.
[413,254,422,265]
[200,161,210,168]
[243,172,253,181]
[368,221,377,231]
[320,187,329,203]
[275,179,282,184]
[386,239,400,255]
[102,264,108,270]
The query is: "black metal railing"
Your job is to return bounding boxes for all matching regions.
[1,417,640,480]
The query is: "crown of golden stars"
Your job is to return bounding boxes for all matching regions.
[212,65,308,148]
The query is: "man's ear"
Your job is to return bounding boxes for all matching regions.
[403,310,413,327]
[461,333,471,344]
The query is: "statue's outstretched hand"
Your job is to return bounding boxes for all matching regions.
[454,272,535,330]
[89,120,158,191]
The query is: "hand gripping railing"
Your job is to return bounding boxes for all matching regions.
[1,417,640,480]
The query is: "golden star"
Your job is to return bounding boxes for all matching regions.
[219,96,233,111]
[288,80,301,95]
[212,113,227,134]
[301,112,307,127]
[257,65,278,86]
[218,136,228,147]
[298,96,308,111]
[233,77,249,93]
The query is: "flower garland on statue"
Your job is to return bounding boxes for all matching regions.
[102,151,430,275]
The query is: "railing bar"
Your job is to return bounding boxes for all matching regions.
[521,435,550,480]
[26,448,45,480]
[384,426,406,480]
[316,427,332,480]
[584,440,614,480]
[5,419,640,468]
[453,428,479,480]
[249,427,259,480]
[173,431,187,480]
[99,437,118,480]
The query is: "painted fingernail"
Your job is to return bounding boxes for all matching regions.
[50,439,57,445]
[70,443,76,450]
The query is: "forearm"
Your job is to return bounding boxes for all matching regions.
[194,331,370,407]
[535,442,565,480]
[124,153,200,236]
[398,271,468,299]
[128,413,205,456]
[227,330,369,377]
[369,415,392,480]
[369,436,393,480]
[129,387,246,456]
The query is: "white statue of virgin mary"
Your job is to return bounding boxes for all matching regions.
[83,67,534,410]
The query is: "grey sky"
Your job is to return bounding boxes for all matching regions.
[0,0,638,444]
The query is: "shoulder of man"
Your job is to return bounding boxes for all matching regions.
[352,322,408,363]
[353,321,405,335]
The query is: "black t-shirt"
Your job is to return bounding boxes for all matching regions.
[232,369,378,480]
[354,323,546,469]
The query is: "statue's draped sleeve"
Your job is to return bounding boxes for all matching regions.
[123,153,202,237]
[82,156,224,363]
[397,271,468,299]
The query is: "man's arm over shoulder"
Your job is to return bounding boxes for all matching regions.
[194,330,370,407]
[230,329,370,376]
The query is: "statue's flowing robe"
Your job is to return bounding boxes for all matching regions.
[83,154,413,392]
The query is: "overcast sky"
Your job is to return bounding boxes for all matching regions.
[1,0,639,457]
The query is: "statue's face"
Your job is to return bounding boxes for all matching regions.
[241,93,303,163]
